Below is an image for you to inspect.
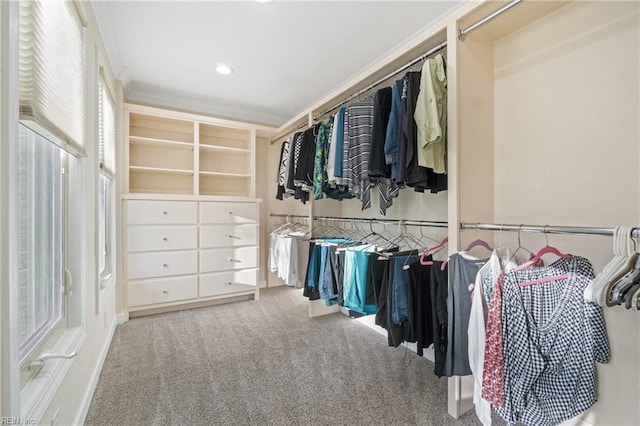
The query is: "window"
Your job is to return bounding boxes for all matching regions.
[17,124,66,362]
[97,174,112,286]
[13,0,88,418]
[97,71,115,293]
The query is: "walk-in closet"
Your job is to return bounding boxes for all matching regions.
[1,1,638,425]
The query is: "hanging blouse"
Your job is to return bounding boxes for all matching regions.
[468,249,517,426]
[369,87,393,178]
[384,79,403,181]
[445,253,488,377]
[500,256,609,425]
[414,53,447,174]
[346,98,375,210]
[312,118,333,200]
[275,139,290,200]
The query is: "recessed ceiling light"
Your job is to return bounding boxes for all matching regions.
[255,0,274,3]
[216,64,234,75]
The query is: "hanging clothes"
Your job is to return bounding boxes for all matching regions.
[395,74,411,185]
[293,125,319,199]
[286,132,306,203]
[405,70,447,194]
[468,249,517,426]
[345,99,375,210]
[369,87,393,178]
[490,256,610,426]
[369,87,400,215]
[312,118,333,200]
[415,53,448,174]
[342,244,378,315]
[430,260,448,377]
[406,258,434,356]
[275,139,290,200]
[384,79,403,182]
[444,253,488,377]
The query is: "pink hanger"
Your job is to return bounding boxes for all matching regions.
[441,237,493,270]
[514,244,571,271]
[514,226,570,272]
[463,238,493,253]
[419,237,448,265]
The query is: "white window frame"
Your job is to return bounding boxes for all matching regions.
[1,0,88,420]
[96,63,117,314]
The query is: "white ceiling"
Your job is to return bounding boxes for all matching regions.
[91,1,464,127]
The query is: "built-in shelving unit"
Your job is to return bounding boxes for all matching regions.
[125,103,258,198]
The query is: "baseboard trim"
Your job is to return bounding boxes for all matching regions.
[116,312,127,325]
[74,315,118,426]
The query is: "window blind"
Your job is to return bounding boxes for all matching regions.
[98,71,116,176]
[19,0,86,156]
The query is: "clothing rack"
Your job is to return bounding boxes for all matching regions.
[313,40,448,121]
[458,0,524,41]
[313,215,448,228]
[270,213,309,219]
[270,213,447,228]
[269,121,308,145]
[460,222,640,238]
[270,0,525,145]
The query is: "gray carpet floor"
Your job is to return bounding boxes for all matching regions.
[85,287,487,426]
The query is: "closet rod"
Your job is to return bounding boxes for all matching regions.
[313,215,448,228]
[458,0,524,40]
[460,222,639,238]
[313,40,448,120]
[269,121,308,145]
[270,214,309,220]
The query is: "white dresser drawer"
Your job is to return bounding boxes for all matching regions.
[199,202,257,224]
[128,250,197,280]
[200,224,258,248]
[128,226,197,252]
[200,269,257,297]
[200,246,258,272]
[128,275,198,307]
[127,200,197,225]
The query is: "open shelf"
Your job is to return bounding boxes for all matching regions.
[126,104,258,197]
[199,123,250,150]
[130,166,193,175]
[130,142,194,171]
[199,144,250,154]
[130,113,194,144]
[199,149,250,176]
[130,136,193,151]
[200,171,251,178]
[130,169,194,195]
[200,174,251,197]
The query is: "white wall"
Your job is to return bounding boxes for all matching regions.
[492,2,640,424]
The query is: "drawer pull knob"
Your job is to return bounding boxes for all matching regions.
[163,237,168,241]
[163,290,169,294]
[162,263,169,268]
[162,210,168,215]
[227,258,241,263]
[228,234,241,240]
[228,211,233,215]
[228,281,233,285]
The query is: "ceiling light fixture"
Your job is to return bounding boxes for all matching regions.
[216,64,234,75]
[255,0,275,3]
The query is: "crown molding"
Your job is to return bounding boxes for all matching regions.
[90,1,127,86]
[126,85,289,127]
